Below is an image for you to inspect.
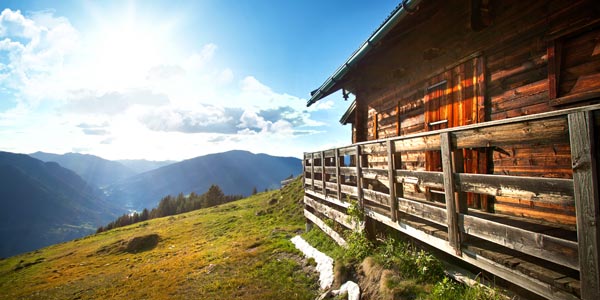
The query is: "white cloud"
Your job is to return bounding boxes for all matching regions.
[139,105,242,134]
[0,9,78,103]
[63,89,169,115]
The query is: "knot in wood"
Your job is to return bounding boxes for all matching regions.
[572,156,589,170]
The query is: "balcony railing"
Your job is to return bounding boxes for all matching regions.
[303,104,600,300]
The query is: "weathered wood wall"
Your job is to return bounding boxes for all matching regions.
[345,0,600,225]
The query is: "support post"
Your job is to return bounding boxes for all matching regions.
[355,145,364,207]
[302,152,307,188]
[568,112,600,300]
[387,140,398,221]
[310,153,315,191]
[441,132,463,256]
[321,151,326,196]
[305,219,313,233]
[335,148,342,201]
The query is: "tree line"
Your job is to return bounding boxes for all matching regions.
[96,184,243,233]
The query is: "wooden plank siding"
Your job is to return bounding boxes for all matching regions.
[338,0,600,227]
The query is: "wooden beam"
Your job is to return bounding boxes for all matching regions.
[550,88,600,107]
[453,117,569,149]
[323,149,336,158]
[547,39,562,100]
[452,144,468,244]
[396,196,448,226]
[304,209,347,247]
[460,214,579,270]
[441,132,462,255]
[356,145,364,207]
[324,166,337,175]
[339,167,357,177]
[335,148,342,201]
[395,170,445,189]
[363,189,391,207]
[387,140,398,221]
[305,189,351,209]
[302,152,307,188]
[393,134,441,152]
[311,153,315,191]
[338,146,356,156]
[321,151,326,196]
[568,111,600,300]
[304,196,355,229]
[456,173,574,205]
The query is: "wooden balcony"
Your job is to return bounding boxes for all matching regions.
[303,104,600,300]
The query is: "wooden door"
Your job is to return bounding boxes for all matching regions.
[424,57,488,209]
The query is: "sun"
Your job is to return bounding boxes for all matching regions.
[78,4,180,91]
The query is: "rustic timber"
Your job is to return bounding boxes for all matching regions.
[549,88,600,107]
[396,196,447,226]
[304,196,355,229]
[321,151,326,195]
[456,173,574,205]
[568,111,600,300]
[356,145,364,206]
[441,132,463,255]
[335,148,342,201]
[387,140,398,221]
[362,188,391,208]
[310,153,315,191]
[459,213,579,270]
[305,189,350,209]
[303,209,347,247]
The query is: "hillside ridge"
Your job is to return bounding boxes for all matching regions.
[0,177,319,299]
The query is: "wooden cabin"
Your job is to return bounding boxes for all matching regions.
[303,1,600,299]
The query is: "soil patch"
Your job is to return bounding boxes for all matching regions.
[96,234,160,255]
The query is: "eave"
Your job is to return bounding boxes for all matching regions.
[306,0,423,107]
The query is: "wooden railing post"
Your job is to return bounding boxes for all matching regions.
[441,132,465,256]
[321,151,326,196]
[568,111,600,300]
[387,140,398,222]
[303,152,306,188]
[310,153,315,191]
[335,148,342,201]
[355,145,364,208]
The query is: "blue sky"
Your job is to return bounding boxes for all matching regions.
[0,0,398,160]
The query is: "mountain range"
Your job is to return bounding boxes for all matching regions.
[115,159,176,174]
[29,152,174,187]
[0,152,120,257]
[105,150,301,210]
[0,149,302,257]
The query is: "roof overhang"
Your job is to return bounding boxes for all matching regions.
[339,100,356,125]
[306,0,423,107]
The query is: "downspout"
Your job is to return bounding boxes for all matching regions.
[307,0,422,106]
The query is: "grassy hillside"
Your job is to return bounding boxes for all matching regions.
[0,178,318,300]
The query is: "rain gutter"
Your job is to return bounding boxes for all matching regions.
[306,0,422,107]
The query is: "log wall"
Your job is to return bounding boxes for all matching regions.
[344,0,600,225]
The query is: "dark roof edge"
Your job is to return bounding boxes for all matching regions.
[306,0,423,107]
[339,100,357,125]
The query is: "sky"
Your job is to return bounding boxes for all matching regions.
[0,0,398,161]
